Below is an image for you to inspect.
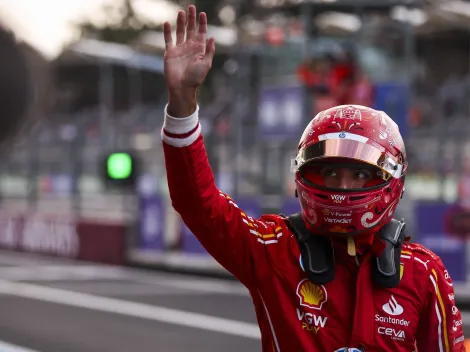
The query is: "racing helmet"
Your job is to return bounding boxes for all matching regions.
[292,105,407,236]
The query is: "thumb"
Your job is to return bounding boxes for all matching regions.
[204,38,215,66]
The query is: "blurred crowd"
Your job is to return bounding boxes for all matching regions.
[296,50,373,113]
[296,49,470,129]
[409,74,470,129]
[1,5,470,205]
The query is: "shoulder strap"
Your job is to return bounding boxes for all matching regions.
[373,218,406,288]
[286,213,335,285]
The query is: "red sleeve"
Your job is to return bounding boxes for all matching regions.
[161,104,282,287]
[415,257,466,351]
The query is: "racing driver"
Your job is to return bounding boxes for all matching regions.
[161,5,466,351]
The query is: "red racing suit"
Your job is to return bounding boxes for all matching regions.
[162,105,466,352]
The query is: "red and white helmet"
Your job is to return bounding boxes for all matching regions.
[292,105,407,237]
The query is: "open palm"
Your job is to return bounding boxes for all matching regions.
[163,6,215,92]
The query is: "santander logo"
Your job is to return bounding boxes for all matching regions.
[382,295,404,316]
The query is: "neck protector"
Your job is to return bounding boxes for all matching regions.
[286,213,406,288]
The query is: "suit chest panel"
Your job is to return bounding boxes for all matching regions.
[257,252,423,349]
[370,262,423,348]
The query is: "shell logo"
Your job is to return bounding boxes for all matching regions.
[296,278,328,310]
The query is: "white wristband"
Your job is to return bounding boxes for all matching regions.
[161,104,201,147]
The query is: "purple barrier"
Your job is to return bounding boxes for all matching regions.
[258,85,304,140]
[281,198,301,216]
[181,222,207,254]
[138,195,164,250]
[373,82,409,138]
[237,198,261,220]
[0,212,126,265]
[182,197,261,255]
[415,201,467,283]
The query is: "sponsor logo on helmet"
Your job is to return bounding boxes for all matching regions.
[334,349,362,352]
[324,218,352,224]
[334,211,351,217]
[323,209,352,217]
[296,279,327,310]
[339,132,346,138]
[331,195,346,203]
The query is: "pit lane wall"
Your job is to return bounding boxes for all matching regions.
[0,211,127,265]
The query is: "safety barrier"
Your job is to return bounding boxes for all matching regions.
[0,211,126,265]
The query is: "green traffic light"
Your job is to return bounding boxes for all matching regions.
[107,153,132,179]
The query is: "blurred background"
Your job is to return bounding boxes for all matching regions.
[0,0,469,351]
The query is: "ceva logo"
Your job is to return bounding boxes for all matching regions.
[378,327,406,341]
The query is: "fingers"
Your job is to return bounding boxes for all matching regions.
[163,22,173,49]
[186,5,197,41]
[175,10,185,45]
[196,12,207,43]
[170,5,204,47]
[204,37,216,65]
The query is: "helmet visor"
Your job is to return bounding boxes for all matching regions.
[300,158,386,189]
[293,138,404,181]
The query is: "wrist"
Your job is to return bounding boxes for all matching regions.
[167,89,198,118]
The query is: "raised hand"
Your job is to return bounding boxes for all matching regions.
[163,5,215,117]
